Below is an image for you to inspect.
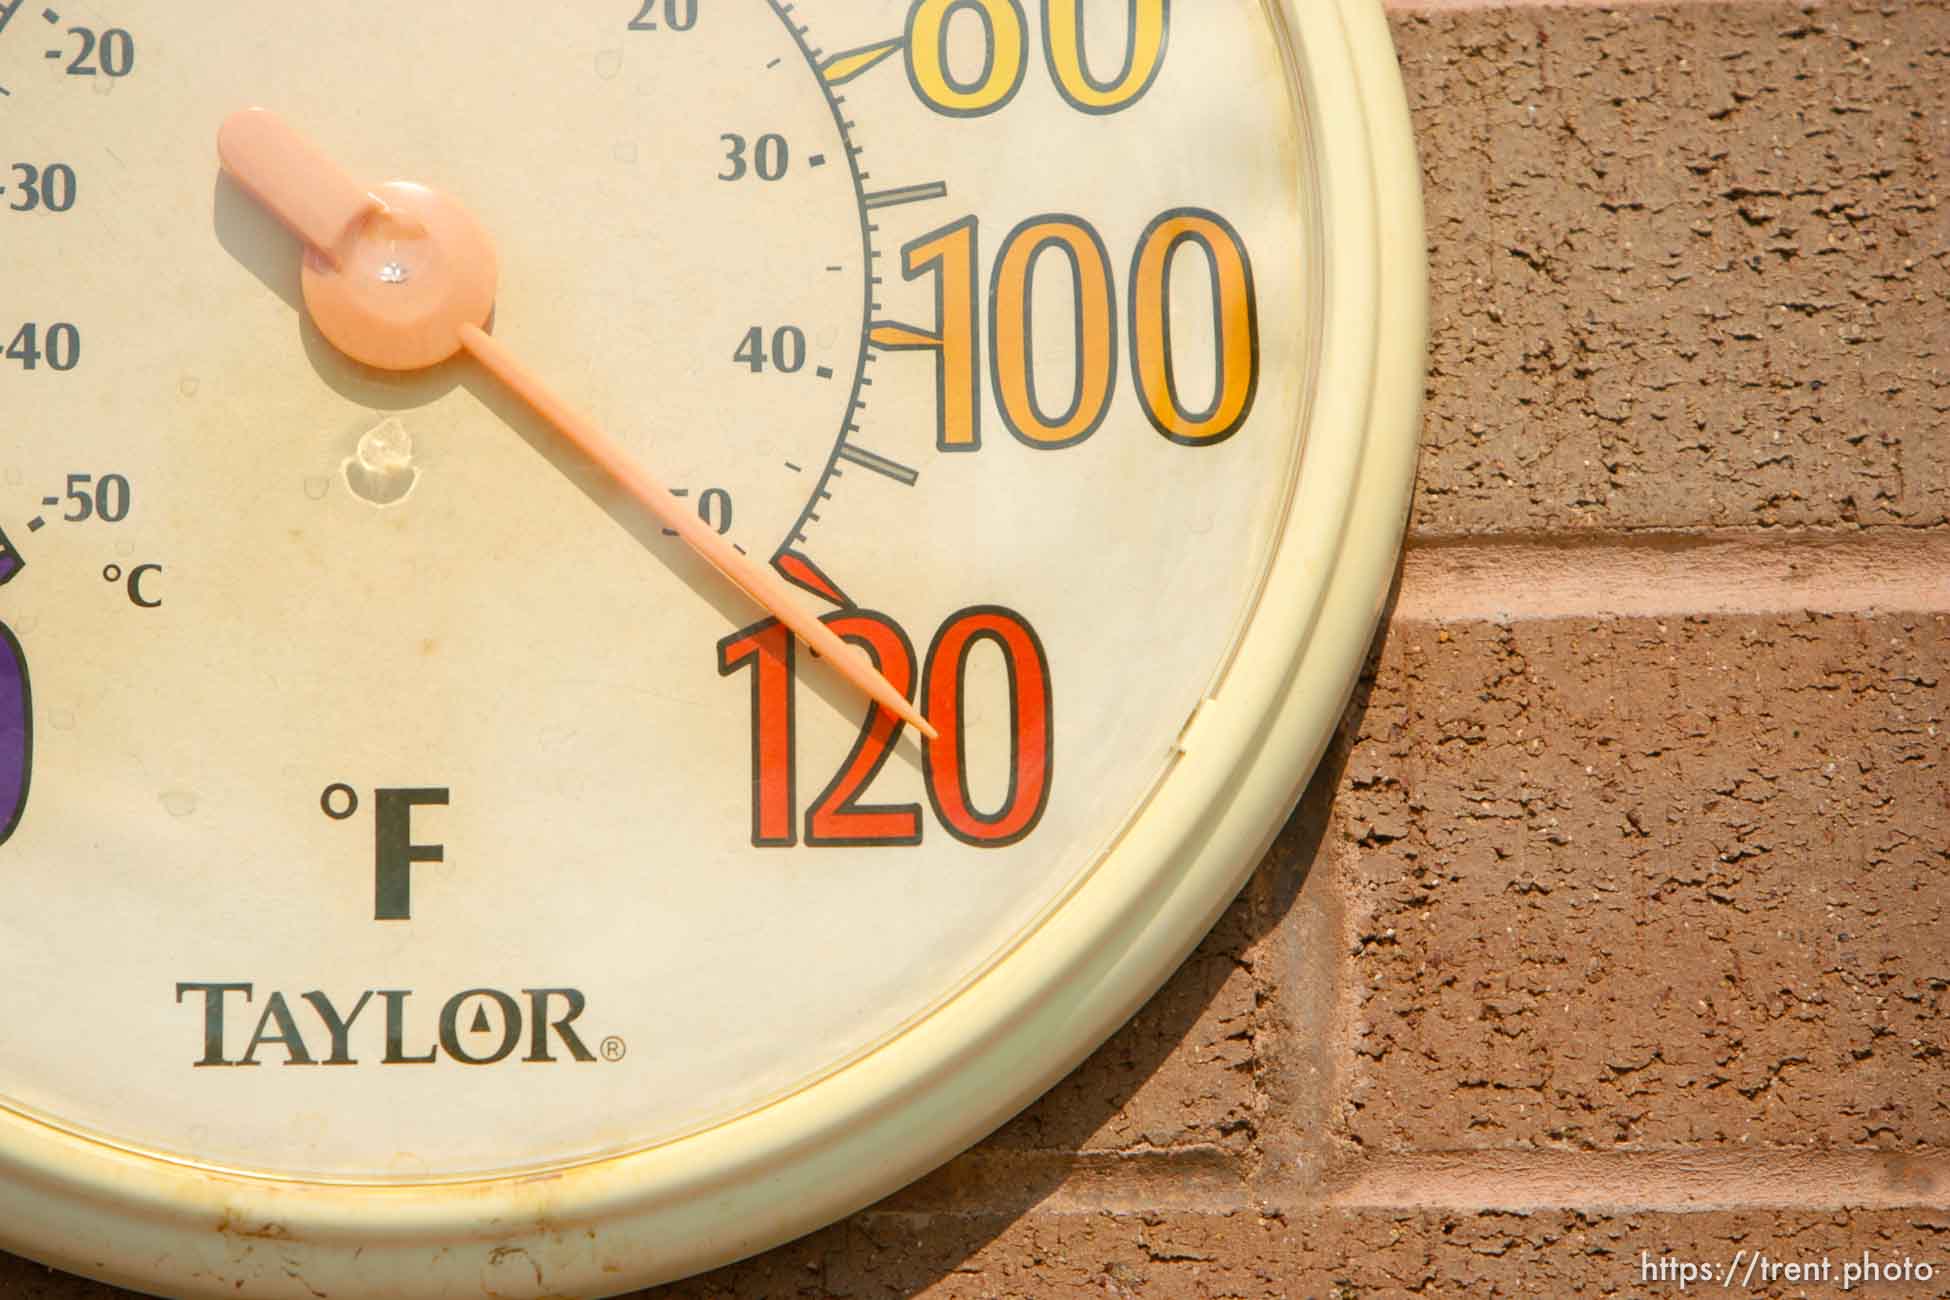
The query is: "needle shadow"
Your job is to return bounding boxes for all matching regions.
[798,634,929,776]
[456,353,925,775]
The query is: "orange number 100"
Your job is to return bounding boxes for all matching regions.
[874,207,1259,452]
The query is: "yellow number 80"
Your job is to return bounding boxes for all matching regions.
[905,0,1170,119]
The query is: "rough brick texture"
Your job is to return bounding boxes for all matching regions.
[1406,3,1950,535]
[4,1206,1944,1296]
[645,1209,1950,1297]
[1339,613,1948,1152]
[988,895,1263,1156]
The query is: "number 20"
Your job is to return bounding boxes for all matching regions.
[628,0,697,31]
[906,0,1169,117]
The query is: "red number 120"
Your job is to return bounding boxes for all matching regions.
[718,606,1052,849]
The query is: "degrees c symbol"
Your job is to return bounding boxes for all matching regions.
[102,562,163,608]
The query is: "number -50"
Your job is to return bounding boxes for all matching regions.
[62,474,131,524]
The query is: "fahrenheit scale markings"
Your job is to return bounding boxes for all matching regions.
[836,442,919,486]
[863,181,947,210]
[773,548,851,608]
[868,322,935,348]
[820,39,902,87]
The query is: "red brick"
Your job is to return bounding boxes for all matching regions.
[669,1207,1950,1298]
[1338,614,1949,1151]
[988,890,1264,1155]
[10,1206,1948,1298]
[1402,4,1950,534]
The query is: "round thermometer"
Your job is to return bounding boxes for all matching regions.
[0,1,1422,1294]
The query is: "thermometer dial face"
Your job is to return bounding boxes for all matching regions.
[0,0,1420,1293]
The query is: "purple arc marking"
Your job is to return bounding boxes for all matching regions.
[0,621,29,845]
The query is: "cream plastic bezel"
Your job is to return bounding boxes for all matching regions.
[0,0,1424,1293]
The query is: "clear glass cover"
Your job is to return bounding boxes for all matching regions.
[0,0,1317,1180]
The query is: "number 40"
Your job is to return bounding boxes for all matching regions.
[4,323,80,371]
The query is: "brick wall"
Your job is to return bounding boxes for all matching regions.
[4,2,1943,1296]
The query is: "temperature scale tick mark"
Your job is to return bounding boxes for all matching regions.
[26,517,43,532]
[869,322,939,350]
[661,488,689,536]
[765,57,782,69]
[808,154,827,168]
[820,39,903,87]
[837,443,919,487]
[815,366,834,380]
[863,182,948,211]
[774,549,852,608]
[39,497,56,508]
[41,6,56,20]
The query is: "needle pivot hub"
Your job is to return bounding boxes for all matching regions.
[301,180,499,371]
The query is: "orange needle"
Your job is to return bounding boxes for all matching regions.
[218,108,938,741]
[456,323,940,739]
[217,108,379,270]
